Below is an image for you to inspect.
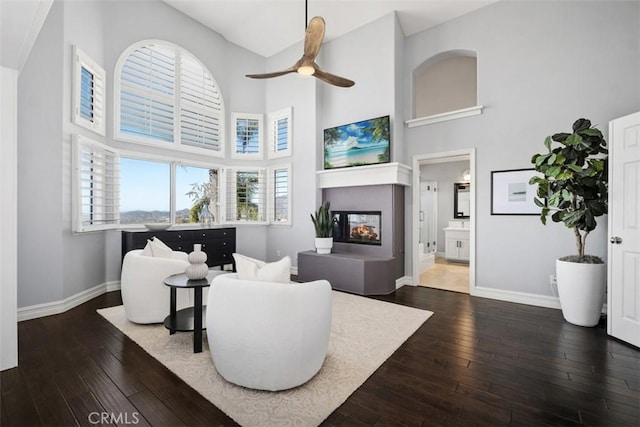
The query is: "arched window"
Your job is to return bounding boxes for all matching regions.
[413,50,478,119]
[114,40,224,156]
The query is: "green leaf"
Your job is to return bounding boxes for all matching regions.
[547,153,557,165]
[546,166,562,177]
[534,198,545,207]
[565,133,582,146]
[552,133,571,143]
[573,118,591,132]
[544,136,553,151]
[561,189,571,201]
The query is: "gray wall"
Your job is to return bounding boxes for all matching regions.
[18,0,65,306]
[18,0,266,307]
[420,160,470,253]
[17,0,640,308]
[414,56,477,118]
[404,0,640,295]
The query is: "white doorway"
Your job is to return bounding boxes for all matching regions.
[412,149,475,293]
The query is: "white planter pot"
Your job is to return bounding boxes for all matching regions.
[556,259,606,327]
[315,237,333,255]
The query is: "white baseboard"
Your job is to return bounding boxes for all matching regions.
[18,281,116,322]
[396,276,415,289]
[472,286,561,310]
[106,280,121,292]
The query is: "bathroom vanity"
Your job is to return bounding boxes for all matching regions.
[444,220,470,262]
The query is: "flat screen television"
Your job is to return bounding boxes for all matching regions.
[323,115,390,169]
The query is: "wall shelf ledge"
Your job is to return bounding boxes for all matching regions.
[405,105,483,128]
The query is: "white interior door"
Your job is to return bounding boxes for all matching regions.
[608,111,640,347]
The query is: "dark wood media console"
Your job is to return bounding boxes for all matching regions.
[121,228,236,269]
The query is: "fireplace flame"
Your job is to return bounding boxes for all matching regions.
[351,225,378,241]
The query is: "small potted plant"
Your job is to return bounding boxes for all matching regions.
[529,118,608,327]
[310,201,333,254]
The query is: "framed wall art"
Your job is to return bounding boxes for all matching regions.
[491,168,542,215]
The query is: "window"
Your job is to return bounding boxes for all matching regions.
[119,158,171,225]
[231,113,263,159]
[225,168,266,223]
[267,107,292,158]
[115,40,224,156]
[72,135,119,232]
[176,165,219,224]
[72,47,105,136]
[270,165,291,224]
[119,158,220,226]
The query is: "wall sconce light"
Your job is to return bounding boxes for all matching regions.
[462,169,471,182]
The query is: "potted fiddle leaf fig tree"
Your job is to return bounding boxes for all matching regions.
[310,201,333,254]
[529,118,608,327]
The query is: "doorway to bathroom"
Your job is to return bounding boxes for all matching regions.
[412,149,475,294]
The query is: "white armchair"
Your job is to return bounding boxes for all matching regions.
[207,273,332,391]
[120,249,191,324]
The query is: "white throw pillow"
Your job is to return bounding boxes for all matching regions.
[141,240,153,257]
[149,237,174,259]
[233,253,291,283]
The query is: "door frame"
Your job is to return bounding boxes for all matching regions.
[411,148,476,293]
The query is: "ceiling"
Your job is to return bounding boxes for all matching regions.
[162,0,499,58]
[1,0,53,70]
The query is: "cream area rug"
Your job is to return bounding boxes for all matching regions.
[97,291,433,427]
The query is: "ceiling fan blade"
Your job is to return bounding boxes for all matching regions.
[246,66,297,79]
[313,67,355,88]
[304,16,325,61]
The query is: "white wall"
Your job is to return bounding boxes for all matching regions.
[1,66,19,370]
[404,0,640,296]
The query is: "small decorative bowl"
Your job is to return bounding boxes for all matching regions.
[144,223,172,231]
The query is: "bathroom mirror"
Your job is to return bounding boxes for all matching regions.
[454,183,470,218]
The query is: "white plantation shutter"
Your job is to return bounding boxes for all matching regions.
[231,113,263,158]
[115,41,224,154]
[119,45,175,143]
[73,47,105,136]
[270,165,291,224]
[267,107,292,158]
[225,168,266,223]
[73,135,119,232]
[180,54,223,150]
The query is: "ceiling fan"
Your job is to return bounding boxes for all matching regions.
[245,1,355,87]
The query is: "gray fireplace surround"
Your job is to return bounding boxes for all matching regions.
[298,184,404,295]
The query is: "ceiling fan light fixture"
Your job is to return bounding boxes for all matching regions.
[297,65,315,76]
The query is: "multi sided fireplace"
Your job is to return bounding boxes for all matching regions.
[331,211,382,245]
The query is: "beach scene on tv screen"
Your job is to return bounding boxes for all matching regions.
[324,116,390,169]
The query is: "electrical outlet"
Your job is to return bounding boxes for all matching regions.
[549,274,557,286]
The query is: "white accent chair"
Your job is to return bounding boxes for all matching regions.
[207,273,332,391]
[120,249,191,324]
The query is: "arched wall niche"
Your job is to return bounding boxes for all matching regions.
[413,49,478,119]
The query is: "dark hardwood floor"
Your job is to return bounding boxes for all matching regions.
[2,286,639,426]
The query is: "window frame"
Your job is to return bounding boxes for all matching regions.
[230,112,264,160]
[72,46,106,136]
[113,40,225,158]
[268,163,292,226]
[267,107,292,159]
